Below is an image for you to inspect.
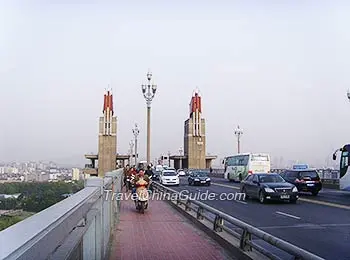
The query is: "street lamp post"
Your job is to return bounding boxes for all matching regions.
[132,123,140,166]
[234,125,243,154]
[142,70,157,165]
[129,140,134,166]
[168,151,171,167]
[179,147,183,169]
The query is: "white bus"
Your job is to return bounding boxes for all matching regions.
[333,144,350,191]
[223,153,271,182]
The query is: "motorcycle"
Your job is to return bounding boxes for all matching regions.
[135,176,151,214]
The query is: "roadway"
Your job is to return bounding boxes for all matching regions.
[160,176,350,260]
[211,177,350,207]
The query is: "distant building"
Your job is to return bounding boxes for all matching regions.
[37,172,49,182]
[72,168,80,181]
[49,173,58,180]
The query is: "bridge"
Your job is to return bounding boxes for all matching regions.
[1,168,349,260]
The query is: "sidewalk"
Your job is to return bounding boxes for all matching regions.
[109,193,231,260]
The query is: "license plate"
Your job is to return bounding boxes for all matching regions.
[307,184,314,186]
[201,181,206,183]
[280,195,290,199]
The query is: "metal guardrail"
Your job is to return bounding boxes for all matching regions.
[0,169,123,260]
[152,182,324,260]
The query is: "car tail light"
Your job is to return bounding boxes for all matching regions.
[248,170,253,175]
[295,178,305,183]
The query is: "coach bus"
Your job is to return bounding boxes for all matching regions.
[333,144,350,191]
[223,153,271,182]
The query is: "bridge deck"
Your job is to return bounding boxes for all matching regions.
[109,191,231,260]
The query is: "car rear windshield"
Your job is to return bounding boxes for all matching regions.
[299,171,319,178]
[163,171,176,176]
[193,172,208,177]
[258,175,284,183]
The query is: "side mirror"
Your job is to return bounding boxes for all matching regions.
[222,160,224,164]
[332,154,336,160]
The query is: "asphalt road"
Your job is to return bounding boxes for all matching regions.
[159,176,350,260]
[210,177,350,207]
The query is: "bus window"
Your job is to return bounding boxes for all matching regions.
[251,155,269,161]
[341,153,349,168]
[226,157,237,166]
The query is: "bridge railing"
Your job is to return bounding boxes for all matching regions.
[0,169,123,260]
[152,182,324,260]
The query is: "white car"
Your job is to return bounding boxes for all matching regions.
[160,170,180,186]
[177,169,186,176]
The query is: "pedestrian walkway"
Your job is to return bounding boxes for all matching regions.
[109,194,232,260]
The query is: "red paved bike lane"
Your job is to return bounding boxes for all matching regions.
[109,195,232,260]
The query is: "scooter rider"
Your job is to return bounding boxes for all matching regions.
[123,164,130,188]
[145,165,153,177]
[132,170,150,204]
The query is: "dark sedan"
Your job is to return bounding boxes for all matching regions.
[188,171,211,186]
[240,173,299,203]
[280,169,322,196]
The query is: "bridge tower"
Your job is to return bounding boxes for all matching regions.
[97,90,117,177]
[184,90,207,169]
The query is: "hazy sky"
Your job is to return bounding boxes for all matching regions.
[1,1,349,167]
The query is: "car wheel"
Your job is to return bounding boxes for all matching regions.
[207,183,211,186]
[188,180,191,186]
[259,191,265,204]
[311,191,319,196]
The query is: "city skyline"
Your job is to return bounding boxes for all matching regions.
[1,2,349,167]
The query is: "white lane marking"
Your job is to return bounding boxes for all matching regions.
[235,200,248,205]
[211,182,240,189]
[320,223,350,227]
[275,211,301,220]
[299,198,350,210]
[259,223,350,230]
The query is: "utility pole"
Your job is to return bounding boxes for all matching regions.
[179,147,183,169]
[234,125,243,154]
[132,123,139,166]
[129,140,134,166]
[168,151,171,167]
